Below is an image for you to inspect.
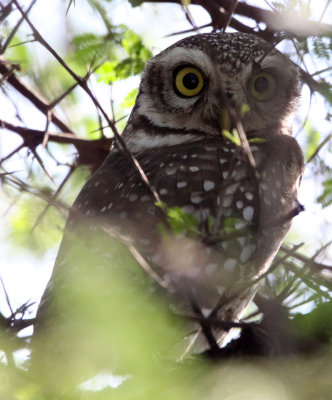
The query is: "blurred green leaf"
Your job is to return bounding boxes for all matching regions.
[248,137,266,144]
[156,203,199,235]
[222,217,245,233]
[96,28,151,83]
[166,206,199,235]
[312,37,332,60]
[6,36,34,70]
[32,60,77,103]
[121,29,151,61]
[317,178,332,208]
[9,195,64,254]
[121,88,138,108]
[78,117,101,140]
[96,60,118,83]
[70,31,118,68]
[222,129,241,146]
[294,301,332,343]
[303,121,321,161]
[240,103,250,116]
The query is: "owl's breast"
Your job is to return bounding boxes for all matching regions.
[66,136,302,310]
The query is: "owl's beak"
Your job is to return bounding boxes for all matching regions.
[219,108,232,133]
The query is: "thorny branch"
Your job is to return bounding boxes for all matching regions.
[0,119,113,169]
[0,57,73,133]
[142,0,332,38]
[12,0,162,206]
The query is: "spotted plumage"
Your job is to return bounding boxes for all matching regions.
[35,33,304,354]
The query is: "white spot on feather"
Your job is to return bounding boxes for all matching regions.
[245,192,253,200]
[203,180,215,191]
[222,196,232,207]
[240,244,256,263]
[224,258,237,271]
[205,263,218,275]
[190,194,203,204]
[225,183,238,195]
[129,194,138,202]
[177,181,187,189]
[243,206,254,221]
[236,200,244,209]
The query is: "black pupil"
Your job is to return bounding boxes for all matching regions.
[183,72,199,90]
[253,76,269,93]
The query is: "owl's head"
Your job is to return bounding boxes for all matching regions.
[124,33,301,151]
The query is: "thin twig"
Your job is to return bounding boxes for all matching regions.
[306,132,332,164]
[0,57,73,133]
[31,166,76,232]
[0,143,25,164]
[0,275,13,315]
[12,0,162,206]
[222,0,238,32]
[0,0,37,55]
[181,0,200,33]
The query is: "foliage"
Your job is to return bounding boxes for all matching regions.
[317,177,332,208]
[221,129,241,146]
[157,202,199,235]
[303,121,321,160]
[96,28,151,83]
[0,0,332,398]
[9,195,64,254]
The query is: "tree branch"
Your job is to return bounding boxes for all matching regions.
[0,57,73,133]
[0,119,113,170]
[140,0,332,38]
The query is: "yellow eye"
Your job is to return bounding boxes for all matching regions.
[249,71,276,101]
[174,66,205,97]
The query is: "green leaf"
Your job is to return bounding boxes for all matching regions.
[317,178,332,208]
[6,35,33,70]
[167,207,199,235]
[121,29,151,61]
[9,195,64,254]
[249,137,266,144]
[221,217,245,233]
[97,61,118,83]
[79,117,102,140]
[156,203,199,235]
[70,32,117,67]
[222,128,241,146]
[96,29,151,83]
[240,103,250,116]
[294,301,332,343]
[121,88,139,108]
[311,37,332,60]
[304,121,321,161]
[122,30,141,56]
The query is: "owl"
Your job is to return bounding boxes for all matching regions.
[34,32,304,375]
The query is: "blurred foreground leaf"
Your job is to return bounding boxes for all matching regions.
[9,195,64,254]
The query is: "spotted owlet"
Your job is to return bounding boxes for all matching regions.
[35,32,304,366]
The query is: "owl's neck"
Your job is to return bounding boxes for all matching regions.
[122,110,292,154]
[122,112,210,153]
